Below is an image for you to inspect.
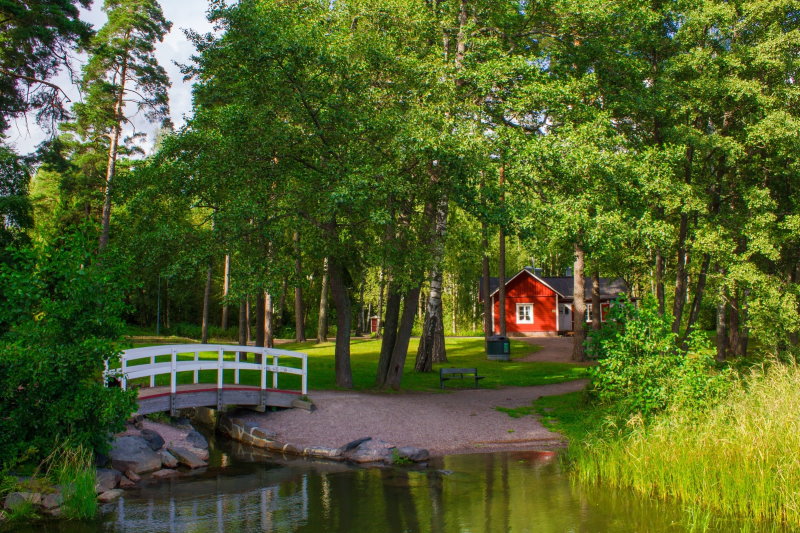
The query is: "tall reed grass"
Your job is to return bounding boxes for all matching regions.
[45,444,97,520]
[572,363,800,525]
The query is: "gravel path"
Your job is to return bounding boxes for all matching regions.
[240,379,587,456]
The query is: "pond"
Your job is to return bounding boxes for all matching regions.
[12,437,787,533]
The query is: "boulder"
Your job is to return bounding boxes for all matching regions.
[119,478,136,489]
[97,489,123,503]
[185,430,208,450]
[95,468,122,494]
[167,446,207,469]
[109,436,162,474]
[396,446,430,462]
[170,417,194,430]
[345,439,395,464]
[159,450,178,468]
[41,493,63,510]
[4,492,42,510]
[139,429,165,451]
[340,437,371,453]
[150,469,178,479]
[124,470,141,483]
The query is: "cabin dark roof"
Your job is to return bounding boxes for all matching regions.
[480,269,628,301]
[539,276,628,300]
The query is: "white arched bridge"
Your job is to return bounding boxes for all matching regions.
[106,344,308,416]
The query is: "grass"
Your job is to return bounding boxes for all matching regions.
[123,337,589,392]
[45,445,97,520]
[541,363,800,527]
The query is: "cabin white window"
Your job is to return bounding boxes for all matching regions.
[584,303,593,323]
[516,303,534,324]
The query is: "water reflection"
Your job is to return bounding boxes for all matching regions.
[7,444,788,533]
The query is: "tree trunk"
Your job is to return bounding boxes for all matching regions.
[255,289,266,348]
[591,270,601,331]
[672,213,690,333]
[164,278,170,329]
[481,222,492,340]
[328,256,353,388]
[655,251,665,315]
[238,297,248,361]
[221,254,230,329]
[498,163,507,336]
[317,258,329,343]
[498,231,506,336]
[294,232,306,342]
[683,253,711,342]
[572,243,586,361]
[376,267,385,338]
[416,197,449,370]
[378,286,402,385]
[355,281,365,337]
[379,286,421,389]
[98,56,128,251]
[265,292,274,348]
[245,294,251,344]
[279,278,288,329]
[201,263,213,343]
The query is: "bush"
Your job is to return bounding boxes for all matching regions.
[587,296,731,418]
[0,227,137,468]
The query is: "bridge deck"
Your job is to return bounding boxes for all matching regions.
[135,384,302,415]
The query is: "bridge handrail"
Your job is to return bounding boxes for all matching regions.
[107,344,308,396]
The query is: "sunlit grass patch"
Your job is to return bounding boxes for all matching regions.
[125,337,589,392]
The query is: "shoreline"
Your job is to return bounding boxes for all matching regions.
[236,380,588,457]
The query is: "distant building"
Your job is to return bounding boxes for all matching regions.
[482,267,629,336]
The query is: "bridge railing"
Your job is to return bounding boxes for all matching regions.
[106,344,308,396]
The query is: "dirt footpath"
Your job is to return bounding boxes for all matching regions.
[240,379,587,456]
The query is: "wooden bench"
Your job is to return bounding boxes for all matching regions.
[439,367,485,389]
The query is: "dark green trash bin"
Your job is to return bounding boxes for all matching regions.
[487,335,511,361]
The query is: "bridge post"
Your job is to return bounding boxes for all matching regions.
[193,351,199,383]
[170,348,178,417]
[217,347,224,410]
[272,355,279,389]
[301,354,308,395]
[260,349,267,408]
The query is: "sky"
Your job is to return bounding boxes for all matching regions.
[6,1,215,155]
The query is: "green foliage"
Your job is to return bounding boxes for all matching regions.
[0,226,137,468]
[587,297,731,418]
[0,146,32,257]
[0,0,92,132]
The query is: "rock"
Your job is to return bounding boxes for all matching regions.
[139,429,165,451]
[345,439,394,463]
[396,446,430,462]
[124,470,141,482]
[97,489,123,503]
[170,416,194,430]
[109,436,162,474]
[159,450,178,468]
[187,446,209,461]
[167,446,207,469]
[291,398,316,411]
[4,492,42,510]
[185,430,208,450]
[303,446,343,460]
[130,415,144,430]
[150,469,178,479]
[41,493,63,510]
[218,414,277,448]
[94,452,110,468]
[119,478,136,489]
[340,437,372,453]
[95,468,122,494]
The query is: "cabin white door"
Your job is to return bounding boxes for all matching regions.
[558,303,572,330]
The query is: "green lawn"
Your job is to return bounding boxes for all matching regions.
[124,337,589,392]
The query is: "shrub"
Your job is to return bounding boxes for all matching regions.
[0,227,137,468]
[587,296,731,418]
